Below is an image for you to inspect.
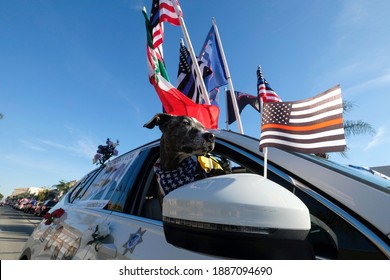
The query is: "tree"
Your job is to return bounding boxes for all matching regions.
[37,189,49,201]
[317,100,375,159]
[343,100,375,137]
[341,100,375,157]
[56,180,75,198]
[0,193,3,201]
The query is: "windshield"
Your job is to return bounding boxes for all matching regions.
[298,153,390,192]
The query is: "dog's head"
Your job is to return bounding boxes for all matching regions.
[144,113,215,170]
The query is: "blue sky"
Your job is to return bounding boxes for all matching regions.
[1,0,390,198]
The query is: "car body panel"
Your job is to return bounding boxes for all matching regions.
[84,212,214,260]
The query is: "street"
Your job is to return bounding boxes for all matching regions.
[0,205,42,260]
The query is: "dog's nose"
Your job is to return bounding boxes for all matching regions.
[204,132,215,142]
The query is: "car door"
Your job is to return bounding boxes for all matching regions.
[27,167,111,260]
[84,144,215,260]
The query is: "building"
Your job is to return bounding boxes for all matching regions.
[28,187,45,196]
[10,188,29,197]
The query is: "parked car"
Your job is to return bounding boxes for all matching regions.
[23,200,37,214]
[17,198,29,211]
[33,202,44,216]
[36,200,57,216]
[19,130,390,260]
[23,202,33,213]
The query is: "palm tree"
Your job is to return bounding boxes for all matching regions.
[316,100,375,159]
[343,100,375,138]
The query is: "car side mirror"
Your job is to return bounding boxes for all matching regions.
[162,173,314,259]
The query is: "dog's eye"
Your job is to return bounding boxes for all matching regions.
[182,120,190,126]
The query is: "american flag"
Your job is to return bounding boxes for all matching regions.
[257,66,282,103]
[150,0,182,50]
[177,42,212,104]
[154,157,197,196]
[260,85,346,154]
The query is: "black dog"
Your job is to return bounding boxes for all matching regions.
[144,113,215,195]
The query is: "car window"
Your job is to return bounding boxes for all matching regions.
[292,186,386,259]
[136,147,163,220]
[295,153,390,192]
[46,201,57,207]
[104,149,150,213]
[68,149,141,210]
[68,168,103,203]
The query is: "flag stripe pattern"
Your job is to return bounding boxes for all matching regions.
[257,67,282,103]
[150,0,182,49]
[177,42,212,104]
[260,85,346,154]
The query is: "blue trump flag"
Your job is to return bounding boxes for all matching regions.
[198,25,228,102]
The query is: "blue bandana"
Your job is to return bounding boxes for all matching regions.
[154,157,197,196]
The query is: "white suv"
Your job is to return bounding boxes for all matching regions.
[19,130,390,260]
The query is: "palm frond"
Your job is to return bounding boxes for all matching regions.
[344,120,376,137]
[342,100,356,113]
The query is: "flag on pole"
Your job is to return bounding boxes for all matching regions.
[259,85,346,154]
[143,8,219,129]
[257,67,282,103]
[152,73,219,129]
[226,90,260,125]
[144,8,169,82]
[177,41,213,104]
[198,25,228,101]
[150,0,182,50]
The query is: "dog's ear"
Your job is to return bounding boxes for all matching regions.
[143,113,173,132]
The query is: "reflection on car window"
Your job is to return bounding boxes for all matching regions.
[105,150,148,213]
[293,187,386,259]
[297,153,390,192]
[68,168,102,203]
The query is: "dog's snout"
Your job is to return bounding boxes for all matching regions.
[204,132,215,142]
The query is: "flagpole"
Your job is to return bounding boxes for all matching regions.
[261,98,268,179]
[212,18,244,134]
[224,87,229,130]
[171,1,211,105]
[258,65,268,178]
